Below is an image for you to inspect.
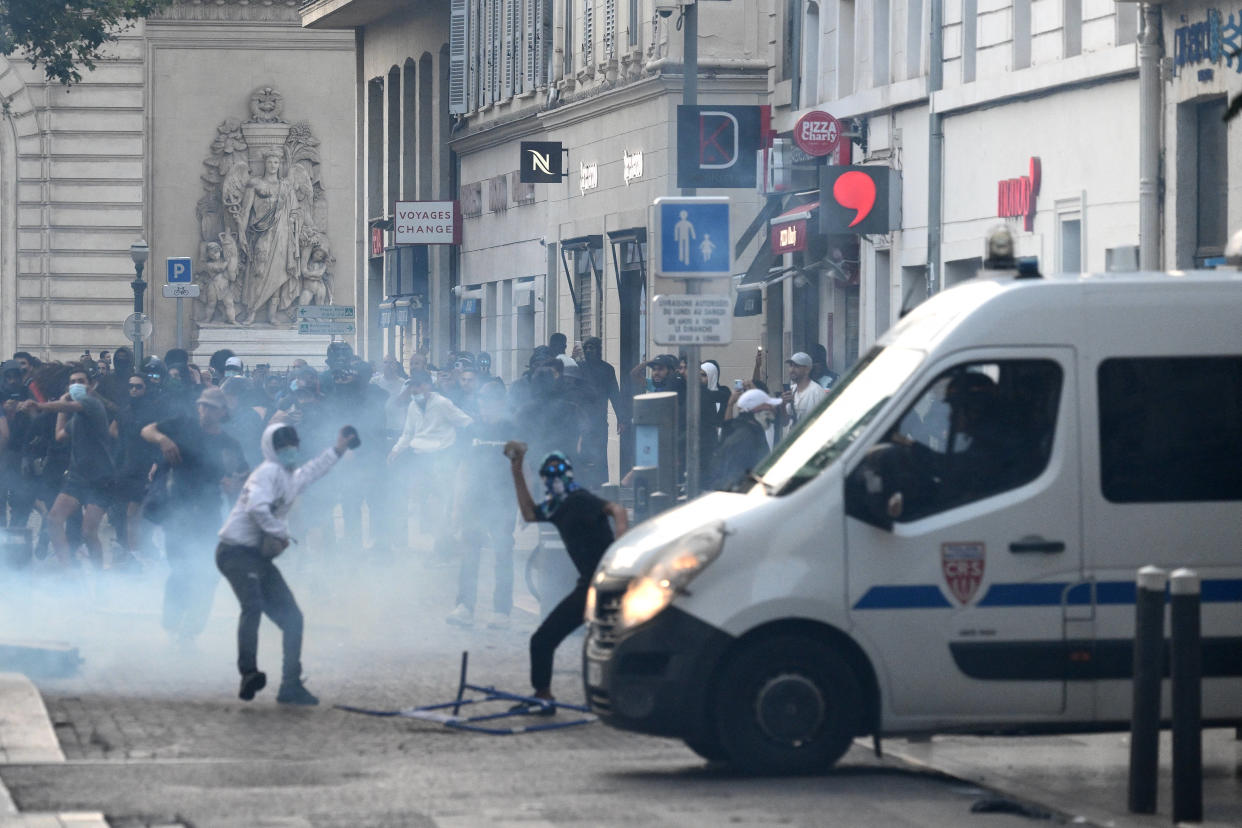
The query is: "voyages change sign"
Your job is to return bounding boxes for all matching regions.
[394,201,461,245]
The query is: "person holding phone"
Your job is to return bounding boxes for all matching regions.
[215,422,358,706]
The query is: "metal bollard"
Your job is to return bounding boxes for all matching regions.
[1128,565,1167,815]
[1170,568,1203,824]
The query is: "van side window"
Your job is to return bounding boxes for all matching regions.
[1099,357,1242,503]
[880,360,1062,521]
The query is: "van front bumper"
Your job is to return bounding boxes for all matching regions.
[583,601,734,741]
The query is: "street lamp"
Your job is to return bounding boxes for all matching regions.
[130,239,149,365]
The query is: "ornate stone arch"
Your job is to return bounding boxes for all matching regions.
[0,57,42,357]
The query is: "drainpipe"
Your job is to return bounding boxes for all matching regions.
[927,0,944,295]
[1138,4,1163,270]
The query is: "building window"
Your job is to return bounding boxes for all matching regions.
[563,0,574,76]
[1115,2,1137,45]
[387,66,401,205]
[367,78,384,219]
[961,0,977,83]
[1013,0,1031,69]
[627,0,638,47]
[402,60,417,199]
[1196,97,1228,263]
[802,0,820,104]
[873,0,890,86]
[1099,357,1242,503]
[1058,217,1082,273]
[905,0,922,79]
[1063,0,1081,57]
[838,0,855,96]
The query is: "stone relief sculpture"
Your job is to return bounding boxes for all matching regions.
[195,87,334,326]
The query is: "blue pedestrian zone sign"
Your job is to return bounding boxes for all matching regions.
[167,257,193,284]
[652,197,731,278]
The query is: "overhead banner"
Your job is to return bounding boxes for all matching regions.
[819,166,902,236]
[677,105,761,189]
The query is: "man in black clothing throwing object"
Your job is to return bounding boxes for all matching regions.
[503,442,627,713]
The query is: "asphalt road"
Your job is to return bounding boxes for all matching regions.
[0,546,1052,828]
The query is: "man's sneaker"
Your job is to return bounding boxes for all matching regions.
[276,679,319,706]
[239,671,267,701]
[508,698,556,716]
[446,604,474,628]
[487,613,511,630]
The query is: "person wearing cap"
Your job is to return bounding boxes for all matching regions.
[224,356,245,380]
[782,351,828,424]
[142,387,249,644]
[712,389,780,490]
[216,422,357,705]
[502,441,628,713]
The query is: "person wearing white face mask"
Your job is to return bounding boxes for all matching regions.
[712,388,780,490]
[19,366,117,567]
[216,421,358,705]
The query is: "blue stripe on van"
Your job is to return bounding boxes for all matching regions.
[852,585,953,609]
[852,579,1242,610]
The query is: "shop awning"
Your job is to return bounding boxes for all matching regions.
[770,200,819,226]
[559,235,603,312]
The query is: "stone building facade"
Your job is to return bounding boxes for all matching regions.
[1,0,355,366]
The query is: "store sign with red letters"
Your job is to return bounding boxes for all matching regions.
[997,157,1041,232]
[941,542,986,605]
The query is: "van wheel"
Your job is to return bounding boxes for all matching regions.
[683,736,729,763]
[713,636,861,775]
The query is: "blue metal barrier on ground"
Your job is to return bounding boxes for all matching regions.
[335,651,596,735]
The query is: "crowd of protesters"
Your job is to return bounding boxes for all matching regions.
[0,335,837,642]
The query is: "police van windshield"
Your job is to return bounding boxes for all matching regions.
[754,346,924,495]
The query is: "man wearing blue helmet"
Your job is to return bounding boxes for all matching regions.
[504,440,627,713]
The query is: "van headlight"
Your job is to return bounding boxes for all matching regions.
[619,522,725,631]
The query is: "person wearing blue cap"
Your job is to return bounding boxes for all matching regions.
[502,440,627,713]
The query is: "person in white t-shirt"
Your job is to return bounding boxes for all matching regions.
[781,352,828,425]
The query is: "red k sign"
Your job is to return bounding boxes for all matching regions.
[997,157,1041,232]
[819,165,901,235]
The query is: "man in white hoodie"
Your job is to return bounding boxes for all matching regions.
[216,421,356,705]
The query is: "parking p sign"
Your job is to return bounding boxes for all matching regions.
[167,257,192,284]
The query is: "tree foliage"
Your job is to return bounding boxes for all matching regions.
[0,0,173,85]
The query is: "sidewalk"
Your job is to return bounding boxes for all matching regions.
[0,671,107,828]
[881,728,1242,827]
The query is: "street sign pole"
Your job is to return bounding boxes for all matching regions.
[176,297,183,349]
[166,257,193,350]
[682,0,701,498]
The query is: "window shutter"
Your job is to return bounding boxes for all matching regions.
[503,0,516,98]
[491,0,502,102]
[604,0,615,61]
[468,0,481,109]
[582,0,593,68]
[449,0,468,113]
[526,0,542,88]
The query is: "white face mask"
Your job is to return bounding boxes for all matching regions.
[68,383,88,402]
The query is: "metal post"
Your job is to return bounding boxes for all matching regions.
[1138,4,1163,270]
[131,262,147,366]
[681,0,701,498]
[1170,568,1202,824]
[175,297,184,349]
[1129,564,1167,815]
[926,0,944,297]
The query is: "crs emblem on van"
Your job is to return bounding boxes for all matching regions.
[941,542,985,604]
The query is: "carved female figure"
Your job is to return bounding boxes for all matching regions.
[237,148,301,324]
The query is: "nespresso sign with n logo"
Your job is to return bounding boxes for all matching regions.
[997,157,1041,232]
[520,141,567,183]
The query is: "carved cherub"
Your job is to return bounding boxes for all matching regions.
[298,242,334,307]
[197,233,240,327]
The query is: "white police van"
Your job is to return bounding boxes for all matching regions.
[584,265,1242,773]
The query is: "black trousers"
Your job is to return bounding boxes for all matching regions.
[529,578,589,692]
[215,543,303,682]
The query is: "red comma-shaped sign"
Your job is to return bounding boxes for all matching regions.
[833,171,877,228]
